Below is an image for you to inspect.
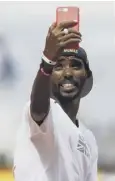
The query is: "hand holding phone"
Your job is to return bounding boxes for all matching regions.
[43,21,81,61]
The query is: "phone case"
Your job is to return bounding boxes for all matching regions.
[56,7,80,49]
[56,7,79,31]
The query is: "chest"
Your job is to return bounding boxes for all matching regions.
[56,128,91,180]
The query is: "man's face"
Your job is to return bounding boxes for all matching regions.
[51,55,87,100]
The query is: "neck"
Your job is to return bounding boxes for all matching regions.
[58,97,80,125]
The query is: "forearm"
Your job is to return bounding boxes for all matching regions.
[30,61,53,125]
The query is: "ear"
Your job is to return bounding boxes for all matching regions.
[85,69,87,77]
[87,69,92,78]
[83,69,87,79]
[80,73,93,98]
[84,59,92,78]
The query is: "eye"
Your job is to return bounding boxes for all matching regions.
[54,63,63,71]
[71,60,82,70]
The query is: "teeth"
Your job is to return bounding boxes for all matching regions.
[62,84,73,88]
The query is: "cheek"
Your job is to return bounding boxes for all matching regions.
[74,70,86,84]
[51,71,62,85]
[74,69,86,78]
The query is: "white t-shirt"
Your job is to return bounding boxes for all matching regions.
[13,99,98,181]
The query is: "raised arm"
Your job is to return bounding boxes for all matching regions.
[30,21,79,125]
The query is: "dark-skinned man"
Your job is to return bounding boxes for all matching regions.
[14,20,98,181]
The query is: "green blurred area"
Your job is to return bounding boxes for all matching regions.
[0,154,12,169]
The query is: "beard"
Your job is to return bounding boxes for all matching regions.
[51,77,85,103]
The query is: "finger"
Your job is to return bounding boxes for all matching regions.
[68,29,82,37]
[60,38,81,47]
[48,22,57,33]
[56,28,82,38]
[57,20,78,30]
[59,33,81,42]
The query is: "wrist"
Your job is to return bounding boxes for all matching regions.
[42,52,56,66]
[40,67,51,76]
[43,49,52,60]
[40,58,54,75]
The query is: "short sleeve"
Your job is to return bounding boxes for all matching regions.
[25,101,54,138]
[23,100,56,166]
[14,99,56,181]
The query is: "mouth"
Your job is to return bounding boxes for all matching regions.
[60,83,76,92]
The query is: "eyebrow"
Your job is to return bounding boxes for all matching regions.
[58,57,66,61]
[70,57,83,63]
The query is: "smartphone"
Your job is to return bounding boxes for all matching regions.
[56,7,79,31]
[56,7,80,49]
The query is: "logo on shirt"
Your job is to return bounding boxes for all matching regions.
[77,134,90,158]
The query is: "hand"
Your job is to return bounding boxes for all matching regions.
[43,21,82,62]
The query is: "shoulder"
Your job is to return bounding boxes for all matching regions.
[80,122,98,161]
[86,129,98,156]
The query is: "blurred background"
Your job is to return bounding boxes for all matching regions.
[0,1,115,180]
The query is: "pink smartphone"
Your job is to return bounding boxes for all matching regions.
[56,7,80,49]
[56,7,79,31]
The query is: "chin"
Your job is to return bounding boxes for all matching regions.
[59,90,79,100]
[51,85,80,101]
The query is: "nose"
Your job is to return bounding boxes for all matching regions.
[63,68,73,79]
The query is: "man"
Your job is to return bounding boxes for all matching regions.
[14,20,98,181]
